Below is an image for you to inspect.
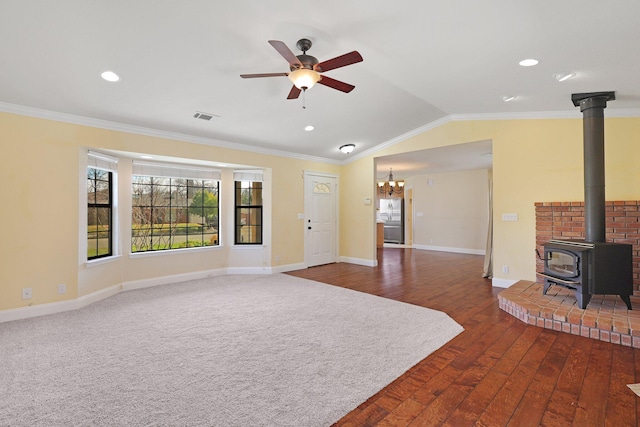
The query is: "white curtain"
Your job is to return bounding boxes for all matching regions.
[132,161,221,180]
[88,150,118,172]
[483,178,493,278]
[233,170,264,182]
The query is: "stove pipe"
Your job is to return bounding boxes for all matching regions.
[571,91,615,243]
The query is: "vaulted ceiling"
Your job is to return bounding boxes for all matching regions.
[1,1,639,173]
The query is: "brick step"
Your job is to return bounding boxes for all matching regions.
[499,280,640,347]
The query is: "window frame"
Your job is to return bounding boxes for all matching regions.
[87,167,113,260]
[234,180,263,245]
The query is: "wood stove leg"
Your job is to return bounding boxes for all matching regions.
[576,290,591,309]
[620,295,632,310]
[543,281,551,295]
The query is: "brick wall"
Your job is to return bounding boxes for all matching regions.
[535,201,640,294]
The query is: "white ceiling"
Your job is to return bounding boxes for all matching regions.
[2,1,639,177]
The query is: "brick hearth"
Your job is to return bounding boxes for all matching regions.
[499,280,640,348]
[498,200,640,345]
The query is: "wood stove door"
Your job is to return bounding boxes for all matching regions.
[545,249,580,278]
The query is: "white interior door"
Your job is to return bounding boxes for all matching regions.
[304,172,337,267]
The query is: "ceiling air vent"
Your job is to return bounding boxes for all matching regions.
[193,111,217,121]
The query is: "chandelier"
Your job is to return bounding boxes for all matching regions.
[377,168,404,196]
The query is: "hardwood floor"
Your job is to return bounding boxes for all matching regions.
[286,248,640,427]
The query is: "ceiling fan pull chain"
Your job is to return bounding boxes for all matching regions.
[302,88,306,109]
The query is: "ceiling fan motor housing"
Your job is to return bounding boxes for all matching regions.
[291,39,319,71]
[292,54,319,71]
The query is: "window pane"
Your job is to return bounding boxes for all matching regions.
[132,183,152,205]
[94,169,109,181]
[95,180,110,204]
[132,207,152,227]
[252,188,263,205]
[87,179,96,203]
[236,207,262,244]
[132,175,219,252]
[132,176,151,185]
[96,207,110,230]
[152,177,171,186]
[173,181,188,207]
[88,207,98,231]
[96,238,110,257]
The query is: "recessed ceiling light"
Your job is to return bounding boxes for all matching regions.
[304,125,314,132]
[339,144,355,154]
[502,95,516,102]
[101,70,120,82]
[555,72,576,82]
[518,59,539,67]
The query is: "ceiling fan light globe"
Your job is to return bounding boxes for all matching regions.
[288,69,321,89]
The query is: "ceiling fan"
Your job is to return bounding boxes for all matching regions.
[240,38,363,100]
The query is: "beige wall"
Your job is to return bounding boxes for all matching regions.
[0,112,338,311]
[409,169,490,252]
[340,117,640,285]
[2,111,639,312]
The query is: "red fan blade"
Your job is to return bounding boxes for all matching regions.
[240,72,288,79]
[268,40,302,67]
[317,75,355,93]
[316,51,363,72]
[287,85,302,99]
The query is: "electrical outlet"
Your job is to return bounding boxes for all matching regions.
[22,288,32,300]
[501,213,518,221]
[502,265,509,274]
[58,284,66,295]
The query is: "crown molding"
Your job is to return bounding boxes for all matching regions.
[341,115,454,165]
[451,107,640,121]
[0,102,341,166]
[342,108,640,165]
[2,101,639,167]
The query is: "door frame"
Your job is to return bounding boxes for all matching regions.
[303,170,339,267]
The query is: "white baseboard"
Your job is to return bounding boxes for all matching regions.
[271,262,307,273]
[339,256,378,267]
[492,278,518,288]
[0,299,83,324]
[412,244,486,256]
[122,268,227,292]
[2,268,242,324]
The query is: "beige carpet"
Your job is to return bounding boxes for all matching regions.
[0,274,463,426]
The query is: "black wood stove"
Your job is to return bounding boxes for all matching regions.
[538,92,634,310]
[539,239,632,309]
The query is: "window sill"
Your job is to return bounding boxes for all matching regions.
[85,255,122,268]
[129,245,221,259]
